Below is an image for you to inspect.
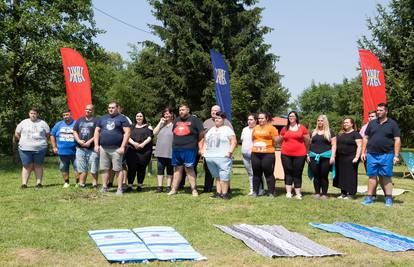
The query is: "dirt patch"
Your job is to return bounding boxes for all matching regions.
[10,248,46,264]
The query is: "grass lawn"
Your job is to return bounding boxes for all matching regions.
[1,150,414,267]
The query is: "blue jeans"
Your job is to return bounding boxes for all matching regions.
[59,154,77,173]
[76,147,99,174]
[18,148,47,165]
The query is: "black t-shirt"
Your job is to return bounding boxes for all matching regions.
[309,131,336,154]
[73,116,98,149]
[366,118,400,154]
[172,115,204,149]
[337,131,362,156]
[128,125,153,153]
[97,114,131,148]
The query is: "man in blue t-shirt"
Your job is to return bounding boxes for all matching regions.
[51,109,79,188]
[73,104,99,188]
[94,101,131,195]
[361,103,401,207]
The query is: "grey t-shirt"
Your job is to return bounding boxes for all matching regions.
[155,122,173,158]
[15,118,50,151]
[203,118,233,133]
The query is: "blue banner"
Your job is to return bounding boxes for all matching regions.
[210,49,232,121]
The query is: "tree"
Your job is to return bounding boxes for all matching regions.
[0,0,102,153]
[137,0,289,133]
[358,0,414,145]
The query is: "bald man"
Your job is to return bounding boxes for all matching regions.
[73,104,99,188]
[202,105,233,192]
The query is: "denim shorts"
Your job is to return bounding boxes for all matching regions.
[59,154,77,173]
[172,148,197,168]
[205,157,232,181]
[366,153,394,178]
[157,157,173,175]
[76,147,99,174]
[18,148,47,165]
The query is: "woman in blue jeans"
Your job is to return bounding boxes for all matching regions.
[202,112,237,200]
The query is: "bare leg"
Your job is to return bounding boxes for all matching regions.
[166,175,172,187]
[22,164,33,185]
[367,176,378,195]
[116,171,123,190]
[285,185,292,194]
[215,179,222,194]
[221,181,229,195]
[33,164,43,185]
[379,176,393,196]
[294,187,301,196]
[91,173,98,186]
[62,172,70,183]
[79,172,87,185]
[157,175,164,187]
[101,170,109,188]
[185,166,197,192]
[170,166,184,192]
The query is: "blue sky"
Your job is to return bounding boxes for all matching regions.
[92,0,389,99]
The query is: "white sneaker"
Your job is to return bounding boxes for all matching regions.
[248,191,254,196]
[63,183,70,188]
[258,190,265,196]
[295,194,302,200]
[285,192,292,198]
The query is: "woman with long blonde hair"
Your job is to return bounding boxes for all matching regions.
[307,115,336,199]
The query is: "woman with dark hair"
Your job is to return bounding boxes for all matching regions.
[334,117,362,199]
[125,112,153,192]
[279,111,310,199]
[153,107,175,193]
[202,111,237,199]
[240,114,264,195]
[308,115,336,199]
[251,112,278,197]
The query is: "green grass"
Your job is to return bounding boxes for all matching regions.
[1,151,414,267]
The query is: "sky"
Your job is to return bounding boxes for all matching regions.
[92,0,390,100]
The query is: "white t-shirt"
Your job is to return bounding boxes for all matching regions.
[15,118,50,151]
[204,125,235,158]
[240,126,254,156]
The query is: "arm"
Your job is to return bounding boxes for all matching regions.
[15,132,21,140]
[117,127,131,155]
[73,130,86,147]
[153,118,165,135]
[50,135,58,154]
[93,127,101,153]
[330,136,337,164]
[393,137,401,164]
[353,139,362,163]
[226,135,237,158]
[138,136,152,149]
[361,136,368,161]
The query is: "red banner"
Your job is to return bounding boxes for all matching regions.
[359,49,386,123]
[60,48,91,120]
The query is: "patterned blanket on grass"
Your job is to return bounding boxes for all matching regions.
[310,222,414,252]
[89,227,206,263]
[215,224,341,257]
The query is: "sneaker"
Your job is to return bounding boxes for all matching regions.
[250,192,258,198]
[313,194,321,200]
[20,184,28,189]
[285,192,293,199]
[124,186,133,193]
[100,187,109,193]
[258,190,265,196]
[337,194,345,199]
[222,193,231,200]
[295,194,302,200]
[35,184,42,189]
[248,191,254,196]
[361,196,374,205]
[63,183,70,188]
[79,184,86,189]
[136,186,143,192]
[156,187,163,193]
[342,196,350,200]
[167,189,177,195]
[192,190,199,197]
[116,188,123,196]
[209,193,222,199]
[385,197,393,207]
[268,193,276,198]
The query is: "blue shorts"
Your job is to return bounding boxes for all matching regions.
[157,157,173,175]
[76,147,99,174]
[366,153,394,178]
[59,155,77,173]
[18,148,47,165]
[172,148,197,168]
[205,157,232,181]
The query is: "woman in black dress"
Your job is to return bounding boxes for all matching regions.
[125,112,153,192]
[334,117,362,199]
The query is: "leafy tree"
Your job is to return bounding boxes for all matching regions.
[0,0,102,153]
[135,0,290,133]
[358,0,414,145]
[298,82,337,115]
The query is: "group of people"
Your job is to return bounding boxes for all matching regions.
[15,101,401,206]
